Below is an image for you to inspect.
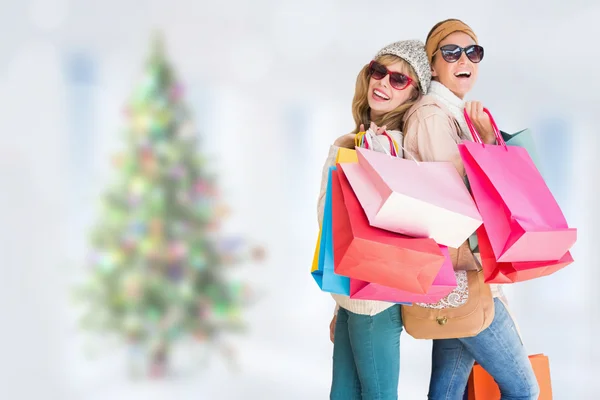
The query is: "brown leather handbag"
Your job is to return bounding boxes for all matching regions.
[401,269,494,339]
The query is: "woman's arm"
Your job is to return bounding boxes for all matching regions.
[333,133,356,149]
[403,110,465,176]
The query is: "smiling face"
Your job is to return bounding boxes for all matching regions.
[367,59,416,120]
[431,31,479,99]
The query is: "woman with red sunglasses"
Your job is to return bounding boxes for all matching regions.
[402,19,540,399]
[316,40,431,399]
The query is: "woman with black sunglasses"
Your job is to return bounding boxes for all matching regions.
[402,19,540,399]
[317,40,431,399]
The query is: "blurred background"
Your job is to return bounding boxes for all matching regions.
[1,0,598,399]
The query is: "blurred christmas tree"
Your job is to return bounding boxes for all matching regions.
[75,34,264,378]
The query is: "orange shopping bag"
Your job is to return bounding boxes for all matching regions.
[468,354,553,399]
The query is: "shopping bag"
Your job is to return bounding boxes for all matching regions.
[469,128,544,253]
[468,354,553,399]
[349,245,456,303]
[458,108,576,262]
[311,166,350,295]
[331,166,446,294]
[336,147,358,163]
[317,137,410,303]
[346,147,482,248]
[336,129,399,165]
[477,225,573,283]
[310,229,321,273]
[310,144,380,294]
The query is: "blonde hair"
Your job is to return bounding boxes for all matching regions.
[351,54,421,134]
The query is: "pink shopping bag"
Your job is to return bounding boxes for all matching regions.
[458,108,576,262]
[342,148,482,248]
[477,224,573,283]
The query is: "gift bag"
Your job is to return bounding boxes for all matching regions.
[344,147,482,248]
[468,354,553,399]
[469,128,544,253]
[350,245,456,303]
[458,108,576,262]
[331,167,446,294]
[336,147,358,163]
[477,225,573,283]
[311,139,404,296]
[346,137,455,302]
[311,166,350,295]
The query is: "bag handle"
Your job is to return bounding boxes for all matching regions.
[381,131,399,157]
[355,130,375,150]
[355,129,394,156]
[382,131,421,165]
[462,108,507,149]
[355,129,421,165]
[355,131,366,148]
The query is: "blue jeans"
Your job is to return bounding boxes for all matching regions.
[330,305,403,400]
[429,298,540,400]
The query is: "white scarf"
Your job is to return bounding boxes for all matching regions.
[427,81,473,141]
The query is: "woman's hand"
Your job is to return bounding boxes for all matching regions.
[465,101,496,144]
[369,122,387,135]
[333,133,356,148]
[333,123,388,148]
[329,314,337,343]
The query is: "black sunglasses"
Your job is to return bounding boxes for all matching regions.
[433,44,484,63]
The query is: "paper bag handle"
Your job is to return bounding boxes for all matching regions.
[355,130,397,157]
[463,107,507,148]
[355,130,420,165]
[382,130,420,164]
[381,132,399,157]
[355,130,375,150]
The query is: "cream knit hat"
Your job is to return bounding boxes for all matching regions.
[375,40,431,95]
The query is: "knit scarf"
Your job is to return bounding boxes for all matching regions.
[427,81,473,141]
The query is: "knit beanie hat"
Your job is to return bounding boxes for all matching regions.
[375,40,431,95]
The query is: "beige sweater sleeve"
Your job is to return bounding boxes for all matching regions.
[403,110,465,177]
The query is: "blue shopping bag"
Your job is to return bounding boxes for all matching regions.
[311,166,350,295]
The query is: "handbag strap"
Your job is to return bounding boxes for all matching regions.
[454,245,484,273]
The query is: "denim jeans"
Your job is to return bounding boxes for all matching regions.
[429,298,540,400]
[330,305,403,400]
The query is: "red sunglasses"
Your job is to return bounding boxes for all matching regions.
[368,60,415,91]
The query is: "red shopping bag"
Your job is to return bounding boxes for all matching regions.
[331,167,445,294]
[458,108,576,262]
[349,245,457,303]
[477,225,573,283]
